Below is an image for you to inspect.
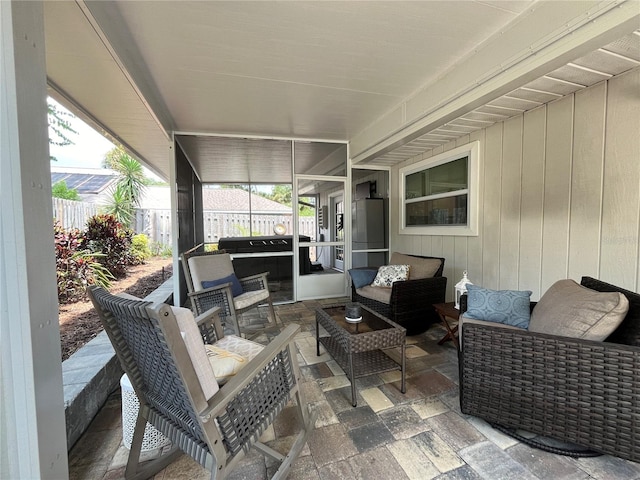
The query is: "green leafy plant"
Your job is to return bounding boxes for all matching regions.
[54,221,113,303]
[103,183,134,225]
[51,180,81,201]
[150,241,172,258]
[83,214,134,278]
[130,234,152,264]
[103,146,147,227]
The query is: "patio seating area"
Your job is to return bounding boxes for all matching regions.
[68,299,640,480]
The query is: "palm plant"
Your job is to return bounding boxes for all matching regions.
[103,147,146,226]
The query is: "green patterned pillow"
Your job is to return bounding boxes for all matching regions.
[371,264,410,288]
[465,284,532,328]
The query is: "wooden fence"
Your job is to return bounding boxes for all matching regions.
[52,198,99,230]
[52,198,315,246]
[135,210,316,246]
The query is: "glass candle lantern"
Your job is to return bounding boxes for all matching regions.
[454,271,472,309]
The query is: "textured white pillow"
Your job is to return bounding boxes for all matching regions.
[371,264,410,288]
[205,345,247,384]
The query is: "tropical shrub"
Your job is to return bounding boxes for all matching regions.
[54,221,112,303]
[150,241,172,258]
[130,234,152,264]
[51,180,80,200]
[83,214,134,277]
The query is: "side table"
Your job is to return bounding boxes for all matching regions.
[433,302,460,351]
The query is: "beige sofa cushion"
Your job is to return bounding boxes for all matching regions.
[528,279,629,341]
[356,285,392,304]
[390,252,441,280]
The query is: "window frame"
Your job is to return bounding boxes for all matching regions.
[399,141,480,236]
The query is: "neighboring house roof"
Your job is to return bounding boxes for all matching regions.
[51,167,117,195]
[203,188,291,213]
[137,186,291,213]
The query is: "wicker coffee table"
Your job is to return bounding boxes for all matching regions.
[316,303,406,407]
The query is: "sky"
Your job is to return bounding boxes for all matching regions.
[48,98,162,181]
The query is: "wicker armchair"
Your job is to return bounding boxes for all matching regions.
[181,249,279,337]
[459,277,640,462]
[87,286,316,480]
[350,254,447,335]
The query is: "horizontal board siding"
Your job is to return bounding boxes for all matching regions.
[390,67,640,299]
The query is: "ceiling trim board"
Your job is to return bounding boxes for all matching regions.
[79,1,173,140]
[350,1,639,164]
[174,131,348,145]
[47,78,167,180]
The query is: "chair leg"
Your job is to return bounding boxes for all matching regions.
[125,407,181,480]
[267,295,278,326]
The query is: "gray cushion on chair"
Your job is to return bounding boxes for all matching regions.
[528,279,629,341]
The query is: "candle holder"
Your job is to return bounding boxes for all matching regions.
[345,303,362,323]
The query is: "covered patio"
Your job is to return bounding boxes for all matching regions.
[68,300,640,480]
[2,1,639,478]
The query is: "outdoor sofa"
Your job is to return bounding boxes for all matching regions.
[459,276,640,462]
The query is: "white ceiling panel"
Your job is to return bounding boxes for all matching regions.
[42,1,639,179]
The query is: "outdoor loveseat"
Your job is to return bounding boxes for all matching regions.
[459,276,640,462]
[349,252,447,335]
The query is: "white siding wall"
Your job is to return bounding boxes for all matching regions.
[390,68,640,301]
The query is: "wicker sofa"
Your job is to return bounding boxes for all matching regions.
[350,253,447,335]
[459,276,640,462]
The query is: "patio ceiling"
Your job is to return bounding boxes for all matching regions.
[43,1,640,182]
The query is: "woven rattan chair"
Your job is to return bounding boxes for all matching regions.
[181,249,278,337]
[350,253,447,335]
[459,277,640,462]
[87,285,316,480]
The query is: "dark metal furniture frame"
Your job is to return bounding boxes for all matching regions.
[350,254,447,335]
[316,303,406,407]
[459,276,640,462]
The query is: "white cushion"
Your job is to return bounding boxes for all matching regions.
[206,335,264,384]
[172,306,220,400]
[188,253,235,292]
[371,264,410,287]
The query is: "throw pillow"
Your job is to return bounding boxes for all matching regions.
[528,279,629,341]
[348,268,379,288]
[202,273,243,297]
[371,264,410,288]
[390,252,441,279]
[205,345,247,385]
[465,284,532,329]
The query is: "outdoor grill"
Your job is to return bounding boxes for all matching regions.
[218,235,312,280]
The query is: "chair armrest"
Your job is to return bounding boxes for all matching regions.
[194,306,224,342]
[239,272,270,292]
[202,323,301,417]
[239,272,269,283]
[188,285,233,318]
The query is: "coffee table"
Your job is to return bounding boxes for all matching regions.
[316,303,406,407]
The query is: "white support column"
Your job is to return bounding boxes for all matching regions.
[1,1,69,478]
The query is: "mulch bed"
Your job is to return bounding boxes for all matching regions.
[59,258,172,361]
